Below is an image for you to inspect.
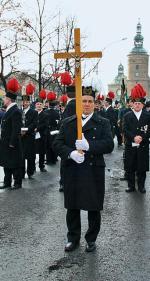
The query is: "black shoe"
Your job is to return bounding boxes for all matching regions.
[125,187,135,193]
[28,175,34,179]
[0,183,11,189]
[64,241,79,252]
[59,185,64,192]
[11,184,22,190]
[85,242,96,252]
[139,187,146,194]
[40,168,47,172]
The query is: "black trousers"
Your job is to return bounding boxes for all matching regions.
[4,167,22,186]
[66,209,101,243]
[22,157,35,177]
[59,160,65,186]
[39,153,45,169]
[127,171,146,190]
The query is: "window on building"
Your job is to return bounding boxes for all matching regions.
[136,65,139,70]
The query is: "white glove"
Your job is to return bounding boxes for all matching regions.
[75,134,89,151]
[70,150,85,164]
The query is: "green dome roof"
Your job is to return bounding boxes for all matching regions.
[130,20,147,54]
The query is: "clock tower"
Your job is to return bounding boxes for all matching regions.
[127,20,150,96]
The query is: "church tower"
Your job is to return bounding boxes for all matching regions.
[127,20,150,96]
[108,63,127,99]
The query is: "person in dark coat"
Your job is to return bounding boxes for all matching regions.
[58,86,76,191]
[0,78,23,189]
[123,84,150,193]
[61,85,76,119]
[45,92,60,165]
[53,91,114,252]
[21,95,38,179]
[35,98,49,172]
[104,92,117,138]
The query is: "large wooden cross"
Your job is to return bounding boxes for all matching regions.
[54,28,102,139]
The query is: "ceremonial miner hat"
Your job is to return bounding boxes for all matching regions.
[47,91,57,105]
[96,93,104,102]
[130,83,146,103]
[6,78,20,100]
[59,94,68,106]
[35,89,47,103]
[105,91,115,104]
[22,83,35,101]
[66,85,75,98]
[82,86,96,99]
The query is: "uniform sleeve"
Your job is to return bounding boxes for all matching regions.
[9,111,22,147]
[122,114,135,142]
[53,122,74,160]
[28,111,38,134]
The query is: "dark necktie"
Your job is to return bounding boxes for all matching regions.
[82,115,88,120]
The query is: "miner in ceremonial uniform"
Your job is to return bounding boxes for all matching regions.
[53,88,114,252]
[45,92,60,165]
[35,90,49,172]
[123,84,150,193]
[61,85,76,119]
[21,85,38,179]
[104,91,117,137]
[0,78,23,190]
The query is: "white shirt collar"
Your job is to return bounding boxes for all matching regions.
[6,102,16,112]
[23,106,30,114]
[67,98,75,104]
[105,105,111,111]
[82,112,93,127]
[133,109,142,120]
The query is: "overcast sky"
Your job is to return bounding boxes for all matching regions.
[21,0,150,93]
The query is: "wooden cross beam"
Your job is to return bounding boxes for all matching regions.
[54,28,102,139]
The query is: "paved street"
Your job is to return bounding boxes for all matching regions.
[0,143,150,281]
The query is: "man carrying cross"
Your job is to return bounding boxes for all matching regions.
[53,88,114,252]
[53,28,114,252]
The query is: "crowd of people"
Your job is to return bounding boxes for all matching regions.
[0,78,150,252]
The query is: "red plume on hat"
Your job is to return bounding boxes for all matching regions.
[47,91,57,101]
[59,94,68,104]
[107,91,115,99]
[6,78,20,93]
[60,72,72,86]
[39,89,46,100]
[97,93,104,101]
[131,83,146,100]
[26,83,35,95]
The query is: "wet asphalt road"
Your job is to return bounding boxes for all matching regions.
[0,144,150,281]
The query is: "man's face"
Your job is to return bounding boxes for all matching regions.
[22,100,30,109]
[82,95,94,115]
[35,102,43,111]
[104,101,109,108]
[3,96,11,107]
[94,102,99,110]
[133,102,144,112]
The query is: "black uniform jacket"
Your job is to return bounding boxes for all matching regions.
[123,110,150,171]
[45,107,60,147]
[21,108,38,158]
[105,106,117,136]
[62,99,76,119]
[36,111,49,154]
[53,113,114,211]
[0,104,22,168]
